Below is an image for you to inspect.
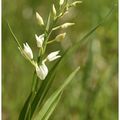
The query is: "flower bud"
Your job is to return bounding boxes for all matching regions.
[55,33,66,42]
[23,43,33,59]
[36,12,44,26]
[35,34,44,48]
[59,0,64,6]
[47,51,61,62]
[52,4,56,17]
[71,1,82,6]
[36,62,48,80]
[61,23,75,29]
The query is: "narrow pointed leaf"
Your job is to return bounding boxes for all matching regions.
[18,93,32,120]
[34,92,62,120]
[7,22,22,48]
[34,66,80,120]
[42,92,62,120]
[68,5,114,55]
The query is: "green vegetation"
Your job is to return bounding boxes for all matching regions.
[2,0,118,120]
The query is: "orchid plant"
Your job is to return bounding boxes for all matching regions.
[19,0,82,82]
[8,0,113,119]
[8,0,82,120]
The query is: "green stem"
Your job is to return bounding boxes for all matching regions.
[31,71,36,92]
[47,39,56,44]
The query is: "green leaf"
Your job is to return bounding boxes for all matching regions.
[34,92,62,120]
[66,5,114,56]
[42,92,62,120]
[18,93,32,120]
[82,40,93,88]
[46,12,51,31]
[7,22,22,48]
[34,66,80,120]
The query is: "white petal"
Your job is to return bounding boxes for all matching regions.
[48,55,61,61]
[23,43,33,59]
[36,66,45,80]
[47,51,60,59]
[36,63,48,80]
[35,34,44,48]
[47,51,61,62]
[41,62,48,76]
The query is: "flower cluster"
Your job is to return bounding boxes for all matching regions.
[22,39,61,80]
[18,0,82,80]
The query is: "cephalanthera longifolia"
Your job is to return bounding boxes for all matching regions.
[8,0,82,119]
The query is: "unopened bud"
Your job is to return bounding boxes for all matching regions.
[36,12,44,26]
[71,1,82,6]
[61,23,75,29]
[59,0,64,6]
[23,43,33,59]
[52,4,56,17]
[55,33,66,42]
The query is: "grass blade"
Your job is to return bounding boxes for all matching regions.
[42,92,62,120]
[68,5,114,54]
[7,22,22,48]
[34,66,80,120]
[34,92,62,120]
[18,93,32,120]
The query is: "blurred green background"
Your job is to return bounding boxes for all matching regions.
[2,0,118,120]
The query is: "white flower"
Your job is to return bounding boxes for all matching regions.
[35,34,44,48]
[36,62,48,80]
[23,43,33,59]
[47,51,61,62]
[36,12,44,26]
